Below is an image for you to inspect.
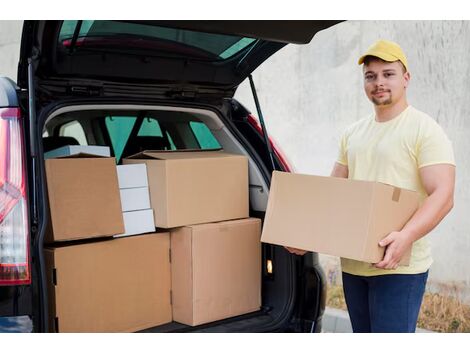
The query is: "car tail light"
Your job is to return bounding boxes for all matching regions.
[0,107,31,285]
[246,114,294,172]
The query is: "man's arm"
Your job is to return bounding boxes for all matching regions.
[374,163,456,269]
[285,162,349,256]
[331,162,349,178]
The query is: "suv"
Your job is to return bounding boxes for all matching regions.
[0,20,339,333]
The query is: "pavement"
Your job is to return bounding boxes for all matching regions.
[322,306,433,333]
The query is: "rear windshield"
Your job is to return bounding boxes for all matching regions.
[59,20,257,60]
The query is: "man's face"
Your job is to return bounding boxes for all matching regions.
[363,59,410,107]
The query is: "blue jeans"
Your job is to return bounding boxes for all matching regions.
[342,271,429,333]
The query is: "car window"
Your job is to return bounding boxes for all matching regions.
[105,116,137,162]
[58,20,257,60]
[138,118,163,137]
[137,118,176,150]
[59,120,88,145]
[190,121,221,149]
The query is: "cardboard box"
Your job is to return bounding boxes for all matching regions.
[44,145,111,159]
[119,187,151,212]
[45,156,124,242]
[45,233,172,332]
[123,150,249,228]
[261,171,420,265]
[170,218,262,326]
[115,209,156,238]
[116,164,148,189]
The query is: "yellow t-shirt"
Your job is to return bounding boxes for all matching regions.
[337,105,455,276]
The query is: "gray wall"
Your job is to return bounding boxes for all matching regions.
[0,21,22,81]
[1,20,468,301]
[235,20,470,302]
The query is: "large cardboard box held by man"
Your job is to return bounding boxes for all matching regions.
[170,218,262,326]
[45,155,124,242]
[45,233,172,332]
[123,150,249,228]
[261,171,420,265]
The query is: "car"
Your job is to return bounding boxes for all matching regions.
[0,20,340,333]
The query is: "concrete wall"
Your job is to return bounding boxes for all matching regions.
[1,20,468,301]
[0,21,22,81]
[235,20,470,302]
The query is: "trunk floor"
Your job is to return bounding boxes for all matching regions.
[139,310,274,333]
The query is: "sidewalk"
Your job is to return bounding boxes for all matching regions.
[322,307,433,333]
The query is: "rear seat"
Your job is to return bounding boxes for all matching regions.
[121,136,170,160]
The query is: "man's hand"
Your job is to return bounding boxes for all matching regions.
[374,230,413,270]
[284,246,308,256]
[374,164,455,270]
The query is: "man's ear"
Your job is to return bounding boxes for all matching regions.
[404,71,411,88]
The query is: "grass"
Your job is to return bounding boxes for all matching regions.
[326,284,470,332]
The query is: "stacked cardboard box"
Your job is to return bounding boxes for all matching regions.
[123,150,249,228]
[46,233,172,332]
[115,164,155,237]
[170,218,261,326]
[124,150,262,326]
[44,148,262,331]
[44,151,171,332]
[45,154,124,242]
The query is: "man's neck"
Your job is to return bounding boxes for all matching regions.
[374,100,409,122]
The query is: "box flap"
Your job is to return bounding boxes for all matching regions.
[125,149,241,161]
[54,153,111,159]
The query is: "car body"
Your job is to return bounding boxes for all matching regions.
[0,20,340,332]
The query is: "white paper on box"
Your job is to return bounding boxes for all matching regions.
[115,209,155,238]
[116,164,148,189]
[119,187,151,212]
[44,145,111,159]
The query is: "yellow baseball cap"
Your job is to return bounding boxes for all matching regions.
[358,39,408,72]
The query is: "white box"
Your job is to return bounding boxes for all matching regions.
[44,145,111,159]
[115,209,155,238]
[119,187,151,212]
[116,164,148,189]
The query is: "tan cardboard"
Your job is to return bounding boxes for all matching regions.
[45,233,172,332]
[170,218,262,326]
[123,150,249,228]
[261,171,420,265]
[45,156,124,242]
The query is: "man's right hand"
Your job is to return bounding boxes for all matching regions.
[284,246,308,256]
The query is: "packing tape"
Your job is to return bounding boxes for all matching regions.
[392,187,401,202]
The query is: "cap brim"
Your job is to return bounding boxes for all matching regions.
[358,51,399,65]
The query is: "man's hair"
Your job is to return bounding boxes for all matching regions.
[363,55,407,74]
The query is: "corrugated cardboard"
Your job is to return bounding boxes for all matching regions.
[170,218,262,326]
[123,150,249,228]
[116,164,148,189]
[115,209,156,238]
[261,171,420,265]
[45,156,124,242]
[45,233,172,332]
[119,187,151,212]
[44,145,111,159]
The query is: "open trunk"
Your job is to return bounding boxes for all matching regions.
[35,99,318,333]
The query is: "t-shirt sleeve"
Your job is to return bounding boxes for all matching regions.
[417,120,455,168]
[336,130,348,166]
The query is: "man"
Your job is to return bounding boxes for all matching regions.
[287,39,456,332]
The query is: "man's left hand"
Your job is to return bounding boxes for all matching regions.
[374,231,413,270]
